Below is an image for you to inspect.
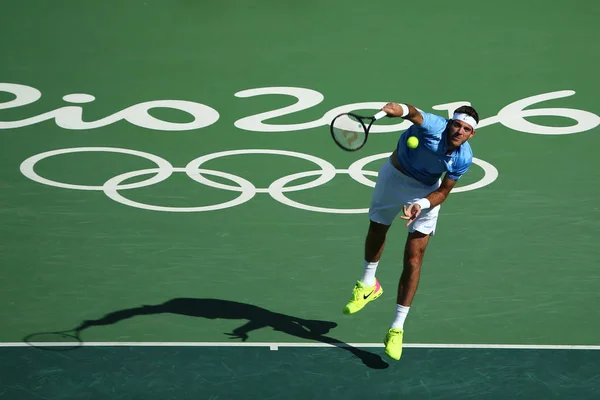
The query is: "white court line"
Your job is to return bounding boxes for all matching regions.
[2,342,600,351]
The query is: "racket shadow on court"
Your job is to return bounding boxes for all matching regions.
[25,298,388,370]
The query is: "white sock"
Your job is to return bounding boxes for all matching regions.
[391,304,410,330]
[361,260,379,286]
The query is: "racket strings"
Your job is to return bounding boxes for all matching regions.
[331,114,367,151]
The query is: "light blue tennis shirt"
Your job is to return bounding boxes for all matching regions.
[396,111,473,186]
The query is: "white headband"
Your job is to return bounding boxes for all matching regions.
[452,113,477,129]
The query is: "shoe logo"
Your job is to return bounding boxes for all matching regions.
[363,290,375,300]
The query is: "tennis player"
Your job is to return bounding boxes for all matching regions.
[342,102,479,360]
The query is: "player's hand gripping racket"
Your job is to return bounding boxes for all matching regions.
[330,110,387,151]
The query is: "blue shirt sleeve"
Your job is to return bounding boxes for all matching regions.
[447,161,470,180]
[446,146,473,180]
[416,111,448,138]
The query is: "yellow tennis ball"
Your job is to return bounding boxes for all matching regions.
[407,136,419,149]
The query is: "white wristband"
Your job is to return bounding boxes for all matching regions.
[414,198,430,210]
[399,103,409,118]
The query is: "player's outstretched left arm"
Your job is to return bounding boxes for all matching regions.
[400,176,457,226]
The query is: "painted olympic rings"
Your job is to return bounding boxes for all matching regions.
[20,147,499,213]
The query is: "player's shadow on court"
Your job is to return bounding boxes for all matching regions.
[72,298,389,369]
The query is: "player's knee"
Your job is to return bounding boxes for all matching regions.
[404,250,425,271]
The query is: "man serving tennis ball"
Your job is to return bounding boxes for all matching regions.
[342,102,479,361]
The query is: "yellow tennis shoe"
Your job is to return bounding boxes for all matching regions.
[342,280,383,315]
[383,328,404,360]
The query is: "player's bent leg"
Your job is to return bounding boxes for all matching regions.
[343,220,388,315]
[365,220,390,262]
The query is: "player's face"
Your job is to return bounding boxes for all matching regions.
[447,119,475,148]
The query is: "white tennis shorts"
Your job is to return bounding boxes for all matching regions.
[368,158,441,235]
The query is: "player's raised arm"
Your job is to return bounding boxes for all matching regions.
[381,102,423,125]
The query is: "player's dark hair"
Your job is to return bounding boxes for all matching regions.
[454,105,479,123]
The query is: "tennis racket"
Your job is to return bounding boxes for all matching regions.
[330,110,387,151]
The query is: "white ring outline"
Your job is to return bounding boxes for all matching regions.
[19,147,173,191]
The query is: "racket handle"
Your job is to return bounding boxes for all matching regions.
[374,110,387,120]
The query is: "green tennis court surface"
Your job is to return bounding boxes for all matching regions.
[1,0,599,398]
